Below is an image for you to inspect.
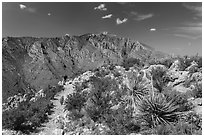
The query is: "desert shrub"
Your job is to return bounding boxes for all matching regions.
[136,93,187,128]
[192,82,202,98]
[103,109,137,134]
[160,58,174,68]
[176,55,202,71]
[63,66,201,135]
[85,77,113,122]
[2,99,50,133]
[64,92,86,112]
[95,69,110,77]
[87,76,140,134]
[2,85,62,133]
[2,106,28,131]
[63,74,142,135]
[44,85,64,100]
[122,58,142,70]
[112,70,121,77]
[180,111,202,130]
[150,119,202,135]
[148,57,174,68]
[151,68,168,93]
[163,88,193,112]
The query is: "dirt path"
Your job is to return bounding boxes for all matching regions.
[36,84,74,135]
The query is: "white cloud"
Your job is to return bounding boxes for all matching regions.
[27,8,36,13]
[172,3,202,40]
[19,4,36,13]
[182,3,202,17]
[102,14,112,19]
[173,34,201,40]
[19,4,26,9]
[174,22,201,39]
[116,18,128,25]
[48,13,51,16]
[94,4,107,11]
[150,28,156,32]
[134,13,154,21]
[130,11,138,16]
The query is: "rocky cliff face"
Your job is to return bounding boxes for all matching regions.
[2,33,167,102]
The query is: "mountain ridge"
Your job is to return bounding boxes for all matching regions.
[2,33,168,102]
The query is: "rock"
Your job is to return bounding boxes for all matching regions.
[3,93,28,111]
[129,133,142,135]
[2,129,17,135]
[30,89,46,102]
[148,64,167,72]
[167,71,188,87]
[172,84,191,93]
[193,106,202,115]
[190,98,202,106]
[190,72,202,82]
[167,60,190,87]
[169,60,181,72]
[54,129,64,135]
[110,104,120,110]
[185,60,198,72]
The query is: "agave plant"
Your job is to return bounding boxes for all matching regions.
[136,93,183,128]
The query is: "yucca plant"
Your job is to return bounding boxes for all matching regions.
[131,75,150,116]
[136,93,183,128]
[132,77,149,101]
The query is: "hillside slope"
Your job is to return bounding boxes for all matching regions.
[2,33,167,102]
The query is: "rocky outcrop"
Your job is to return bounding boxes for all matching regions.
[3,33,167,103]
[185,60,199,72]
[30,89,46,102]
[166,60,188,86]
[2,93,27,111]
[166,60,202,94]
[2,89,46,111]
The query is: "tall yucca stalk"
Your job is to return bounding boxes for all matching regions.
[137,93,183,128]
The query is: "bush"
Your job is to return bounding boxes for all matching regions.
[148,57,174,68]
[64,92,86,112]
[2,85,62,133]
[150,120,202,135]
[2,107,27,131]
[85,77,113,122]
[136,93,187,128]
[62,64,201,135]
[192,82,202,98]
[151,68,168,93]
[163,88,192,112]
[122,58,142,70]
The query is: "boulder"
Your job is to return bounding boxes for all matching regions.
[172,84,191,93]
[190,72,202,82]
[190,98,202,106]
[168,60,181,72]
[147,64,167,72]
[167,71,188,87]
[193,106,202,116]
[185,60,198,72]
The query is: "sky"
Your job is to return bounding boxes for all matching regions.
[2,2,202,56]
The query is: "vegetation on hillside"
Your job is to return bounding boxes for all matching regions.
[60,55,202,135]
[2,85,63,134]
[2,54,202,135]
